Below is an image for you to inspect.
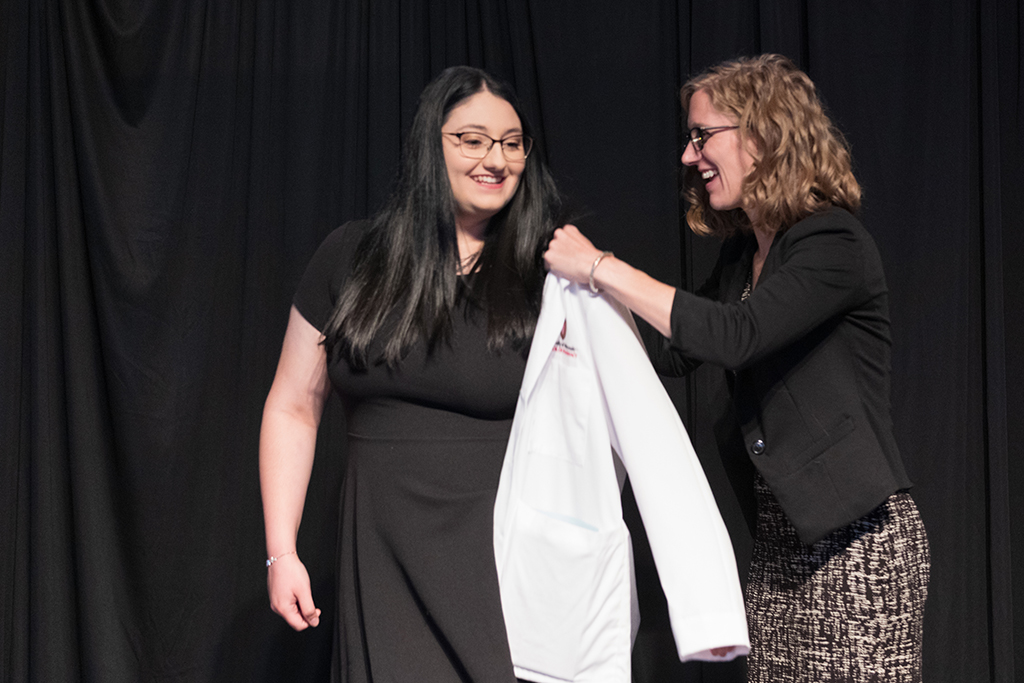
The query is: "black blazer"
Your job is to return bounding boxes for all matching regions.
[646,207,912,544]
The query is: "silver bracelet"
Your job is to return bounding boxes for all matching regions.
[266,550,296,568]
[589,251,613,293]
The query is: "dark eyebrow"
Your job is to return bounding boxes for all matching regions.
[455,123,524,136]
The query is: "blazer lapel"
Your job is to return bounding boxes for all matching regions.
[721,234,757,303]
[757,231,783,284]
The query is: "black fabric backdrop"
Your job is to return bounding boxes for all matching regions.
[2,1,1021,681]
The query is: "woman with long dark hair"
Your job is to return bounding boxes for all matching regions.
[544,54,929,682]
[260,66,560,681]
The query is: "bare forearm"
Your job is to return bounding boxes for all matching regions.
[259,404,319,556]
[260,305,332,556]
[590,256,676,338]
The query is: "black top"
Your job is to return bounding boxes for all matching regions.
[294,222,523,682]
[644,207,913,544]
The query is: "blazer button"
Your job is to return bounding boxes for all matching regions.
[751,439,765,455]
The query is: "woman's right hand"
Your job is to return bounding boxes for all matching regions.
[267,553,321,630]
[543,224,604,285]
[546,225,676,338]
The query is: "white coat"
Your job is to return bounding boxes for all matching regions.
[493,274,750,683]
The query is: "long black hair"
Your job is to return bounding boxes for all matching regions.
[323,66,561,368]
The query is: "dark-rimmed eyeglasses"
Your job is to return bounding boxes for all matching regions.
[443,131,533,161]
[687,126,739,152]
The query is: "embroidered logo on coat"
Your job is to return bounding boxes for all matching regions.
[553,318,577,358]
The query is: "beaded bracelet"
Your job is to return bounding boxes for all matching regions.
[266,550,296,568]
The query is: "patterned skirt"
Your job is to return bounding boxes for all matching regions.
[745,475,930,683]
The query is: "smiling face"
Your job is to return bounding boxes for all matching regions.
[681,89,757,217]
[442,90,525,234]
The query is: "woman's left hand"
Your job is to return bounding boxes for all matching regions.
[543,224,604,284]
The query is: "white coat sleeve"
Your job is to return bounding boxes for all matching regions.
[581,287,751,661]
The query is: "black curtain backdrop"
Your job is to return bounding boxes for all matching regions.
[2,1,1021,682]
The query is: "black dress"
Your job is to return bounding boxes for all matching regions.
[294,223,523,683]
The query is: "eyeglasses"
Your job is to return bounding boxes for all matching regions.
[687,125,739,152]
[443,131,533,161]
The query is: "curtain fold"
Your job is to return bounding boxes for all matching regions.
[980,2,1023,682]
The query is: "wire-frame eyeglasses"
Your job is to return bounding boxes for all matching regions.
[443,131,533,161]
[687,125,739,152]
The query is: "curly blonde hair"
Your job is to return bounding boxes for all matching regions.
[681,54,861,237]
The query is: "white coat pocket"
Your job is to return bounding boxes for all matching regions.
[500,502,630,681]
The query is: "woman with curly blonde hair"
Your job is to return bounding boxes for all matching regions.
[544,54,929,682]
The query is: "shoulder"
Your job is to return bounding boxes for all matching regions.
[312,219,374,266]
[778,207,881,261]
[304,220,375,285]
[293,219,373,331]
[781,206,872,244]
[776,206,887,292]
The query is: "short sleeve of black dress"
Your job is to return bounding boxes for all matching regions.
[292,222,522,683]
[293,221,369,333]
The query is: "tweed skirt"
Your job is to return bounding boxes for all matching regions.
[745,475,930,683]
